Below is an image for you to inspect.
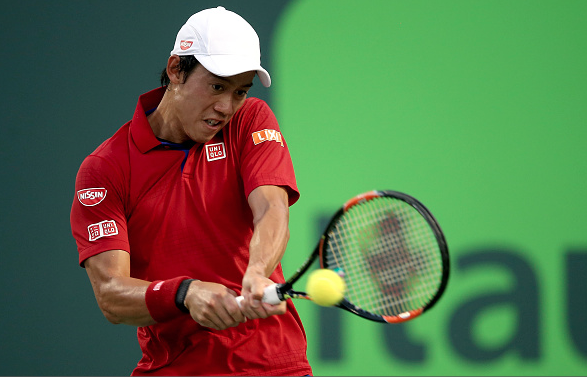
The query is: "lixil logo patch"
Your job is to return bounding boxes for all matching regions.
[252,129,284,147]
[205,142,226,161]
[78,188,107,206]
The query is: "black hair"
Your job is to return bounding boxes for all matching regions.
[160,55,200,87]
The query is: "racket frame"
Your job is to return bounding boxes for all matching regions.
[279,190,450,323]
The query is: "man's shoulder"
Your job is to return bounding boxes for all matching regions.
[79,122,131,175]
[90,122,131,159]
[233,97,276,124]
[241,97,271,112]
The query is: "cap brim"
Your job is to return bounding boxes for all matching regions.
[195,54,271,88]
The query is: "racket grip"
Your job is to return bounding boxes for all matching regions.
[235,283,282,307]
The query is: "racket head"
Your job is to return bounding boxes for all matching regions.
[319,190,450,323]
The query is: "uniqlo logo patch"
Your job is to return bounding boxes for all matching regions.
[77,188,107,206]
[180,40,193,50]
[88,220,119,241]
[252,129,284,147]
[205,142,226,161]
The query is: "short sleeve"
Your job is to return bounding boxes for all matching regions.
[235,99,300,206]
[70,155,130,266]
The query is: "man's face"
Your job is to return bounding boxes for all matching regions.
[171,64,255,144]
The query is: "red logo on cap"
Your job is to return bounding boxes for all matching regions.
[180,40,193,50]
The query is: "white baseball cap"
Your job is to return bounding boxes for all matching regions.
[170,6,271,87]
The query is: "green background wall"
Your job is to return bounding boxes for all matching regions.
[1,0,585,375]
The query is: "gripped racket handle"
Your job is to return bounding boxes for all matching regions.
[235,283,282,307]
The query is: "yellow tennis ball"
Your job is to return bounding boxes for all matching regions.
[306,269,346,307]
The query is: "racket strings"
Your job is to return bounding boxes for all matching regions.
[325,197,443,316]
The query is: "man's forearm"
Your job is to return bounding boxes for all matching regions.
[247,186,291,277]
[91,275,155,326]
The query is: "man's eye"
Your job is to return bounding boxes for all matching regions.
[236,90,248,97]
[212,84,223,91]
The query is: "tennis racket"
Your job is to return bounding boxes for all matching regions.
[237,190,450,323]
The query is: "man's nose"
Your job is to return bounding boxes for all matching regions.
[214,94,233,116]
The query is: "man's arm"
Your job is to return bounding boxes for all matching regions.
[238,184,290,318]
[85,250,246,330]
[84,250,154,326]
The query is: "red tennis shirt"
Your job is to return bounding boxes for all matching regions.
[70,87,312,376]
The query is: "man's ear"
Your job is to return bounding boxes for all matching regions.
[166,55,182,85]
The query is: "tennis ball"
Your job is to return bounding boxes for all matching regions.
[306,269,346,307]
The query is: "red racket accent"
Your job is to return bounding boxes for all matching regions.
[343,190,380,211]
[382,308,424,324]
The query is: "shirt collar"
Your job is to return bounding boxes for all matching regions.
[130,86,167,153]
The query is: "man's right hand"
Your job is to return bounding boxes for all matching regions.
[184,280,247,330]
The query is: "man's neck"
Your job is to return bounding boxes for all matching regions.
[147,92,188,144]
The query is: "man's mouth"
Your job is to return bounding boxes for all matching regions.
[206,119,221,126]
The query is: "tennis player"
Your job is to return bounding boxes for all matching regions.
[70,6,312,376]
